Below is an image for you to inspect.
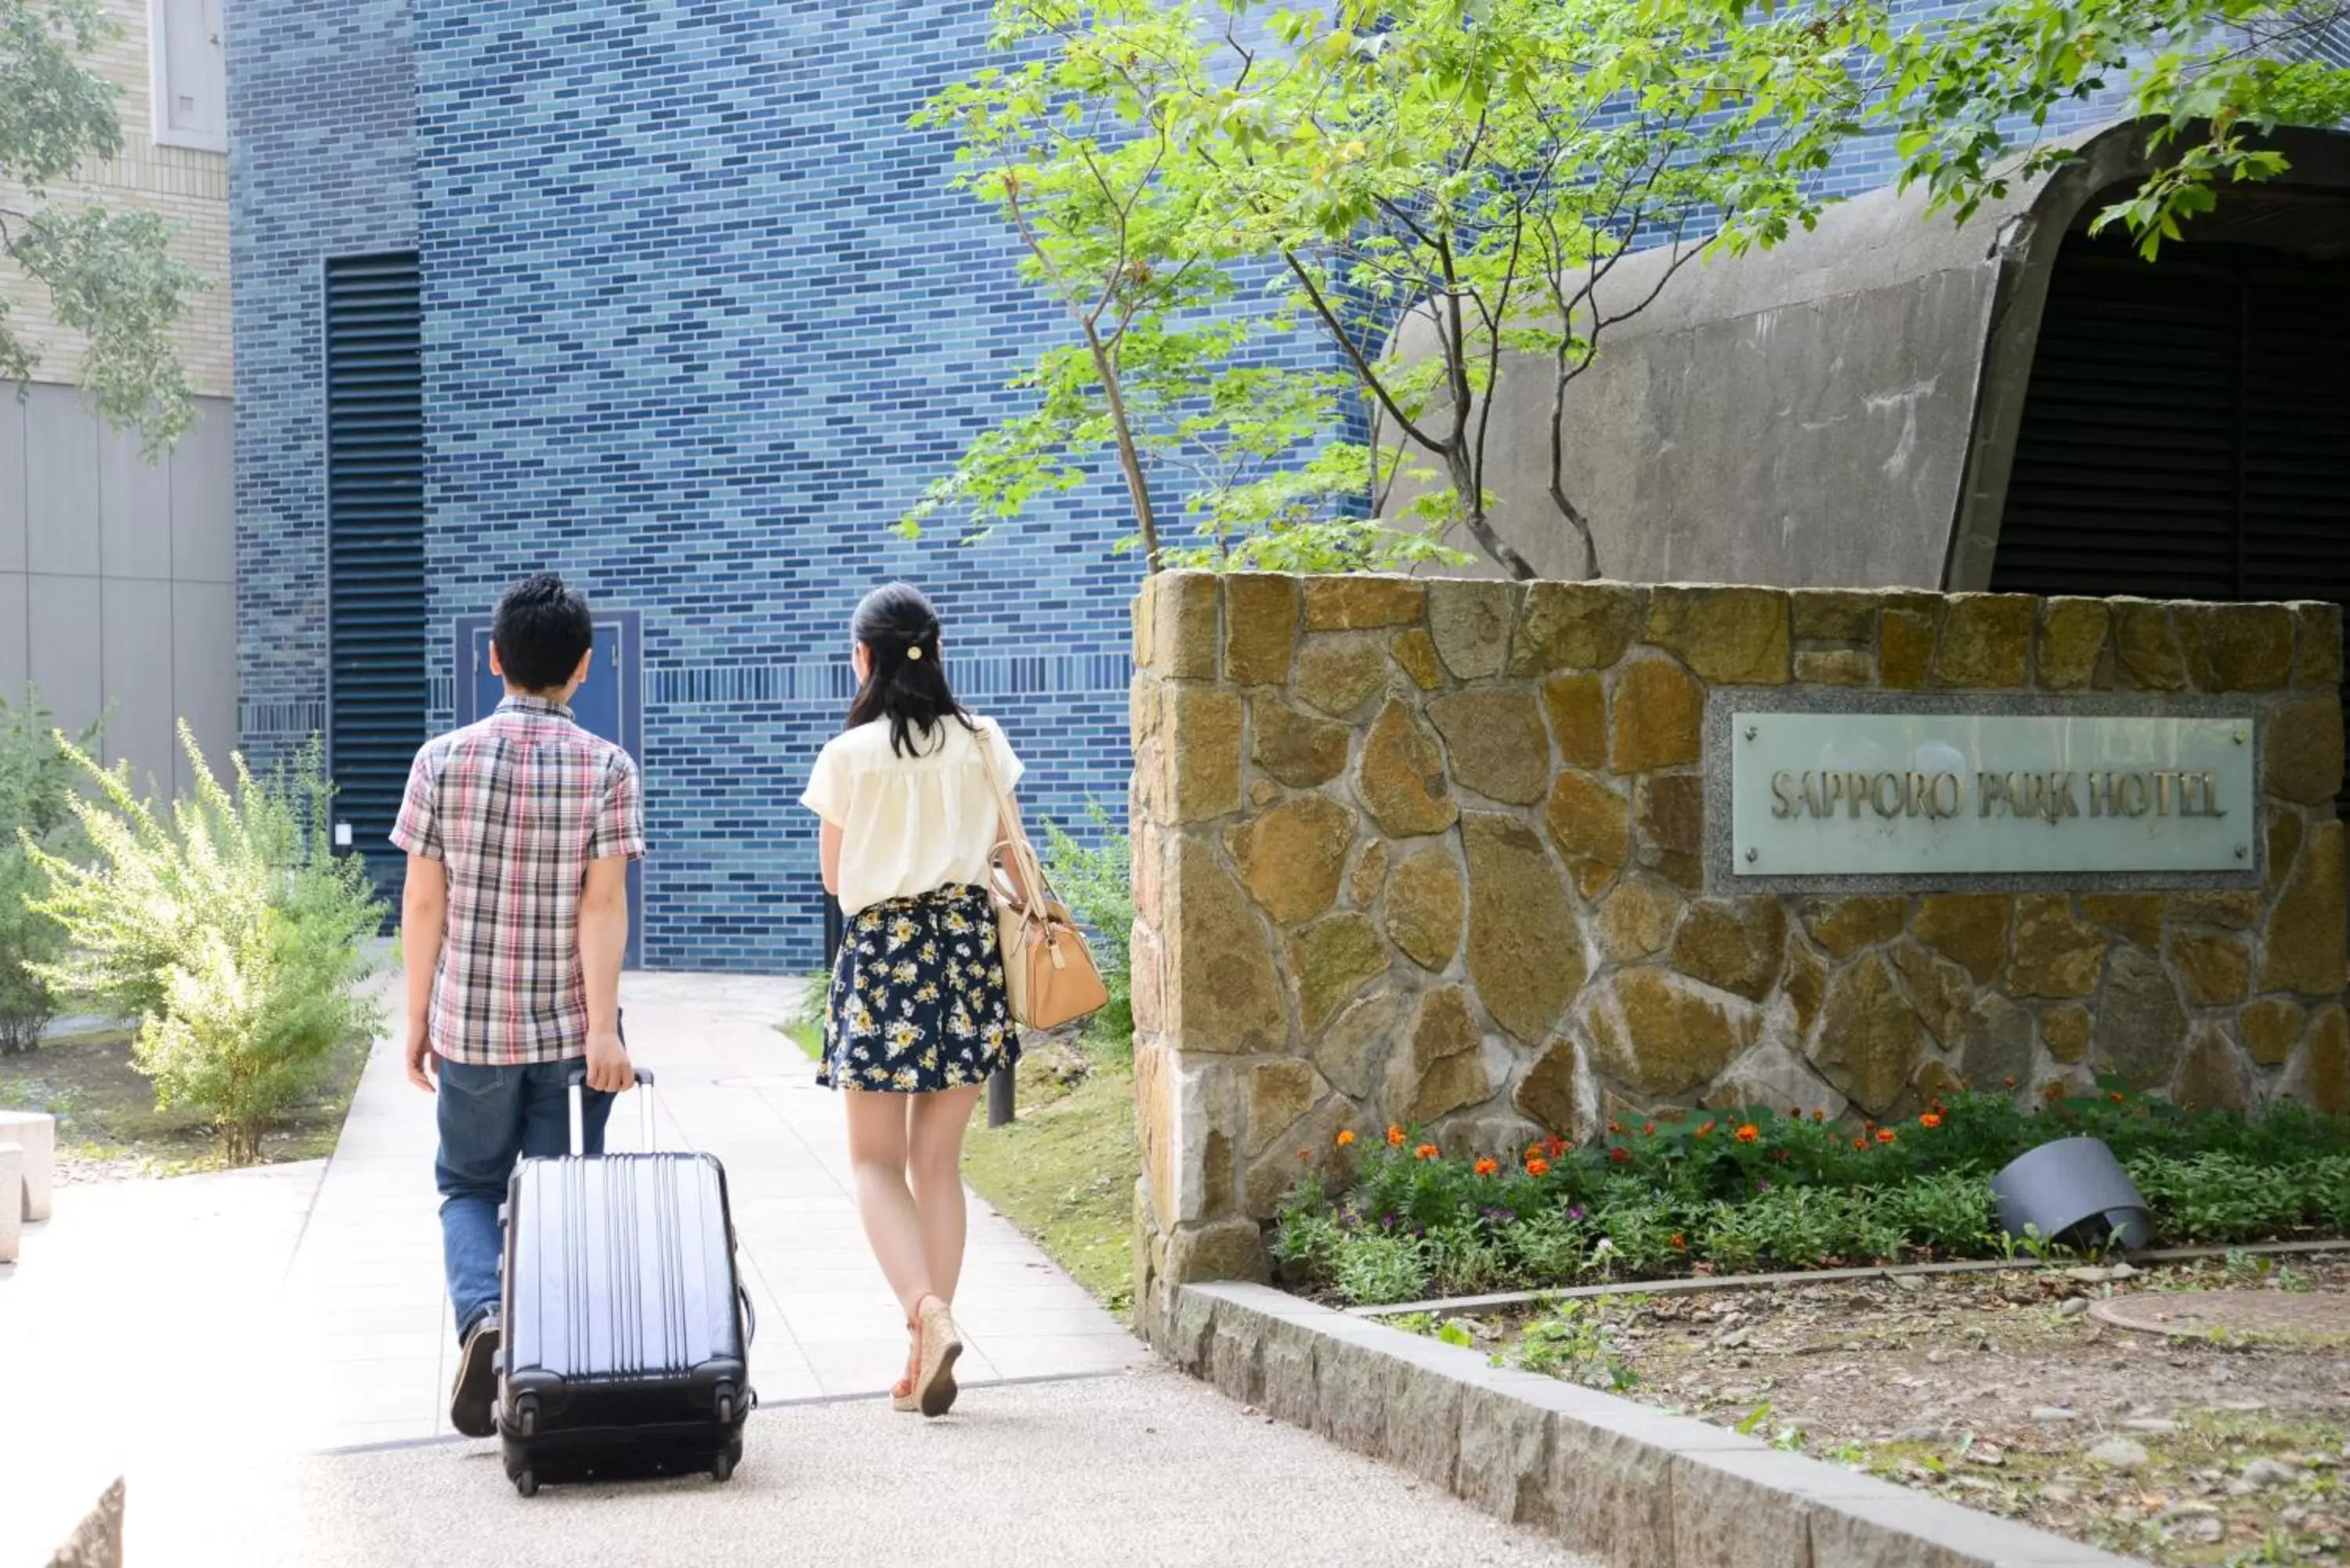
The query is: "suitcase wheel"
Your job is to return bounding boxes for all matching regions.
[712,1452,734,1484]
[515,1469,539,1499]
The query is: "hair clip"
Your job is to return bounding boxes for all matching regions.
[906,645,923,660]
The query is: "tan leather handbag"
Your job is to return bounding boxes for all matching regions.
[974,724,1110,1031]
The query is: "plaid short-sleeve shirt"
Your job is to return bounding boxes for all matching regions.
[391,695,646,1067]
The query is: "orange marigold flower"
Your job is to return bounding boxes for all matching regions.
[1876,1128,1897,1145]
[1695,1121,1716,1139]
[1545,1136,1566,1158]
[1415,1143,1440,1162]
[1296,1147,1311,1162]
[1336,1129,1357,1147]
[1524,1158,1551,1177]
[1734,1123,1760,1144]
[1643,1122,1657,1136]
[1669,1231,1687,1252]
[1607,1121,1622,1136]
[1473,1158,1500,1177]
[2003,1076,2017,1089]
[1918,1113,1943,1129]
[1608,1146,1632,1165]
[2109,1091,2126,1104]
[1387,1125,1407,1147]
[2044,1082,2064,1100]
[1528,1141,1546,1158]
[1812,1109,1827,1122]
[1853,1137,1868,1150]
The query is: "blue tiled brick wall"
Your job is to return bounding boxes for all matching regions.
[229,0,418,761]
[235,0,1185,970]
[230,0,2141,972]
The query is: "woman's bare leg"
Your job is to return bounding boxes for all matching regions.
[844,1089,935,1319]
[907,1083,984,1305]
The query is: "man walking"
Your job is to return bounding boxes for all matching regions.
[392,573,646,1437]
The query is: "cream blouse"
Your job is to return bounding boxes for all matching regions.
[799,715,1023,916]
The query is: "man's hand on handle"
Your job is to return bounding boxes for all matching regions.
[584,1026,634,1094]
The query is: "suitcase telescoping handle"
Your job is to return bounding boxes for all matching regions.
[566,1067,656,1157]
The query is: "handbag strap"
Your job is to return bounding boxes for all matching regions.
[972,719,1049,922]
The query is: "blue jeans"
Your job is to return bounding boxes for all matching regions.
[435,1056,614,1342]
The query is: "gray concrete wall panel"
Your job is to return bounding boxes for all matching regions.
[170,402,233,584]
[171,580,236,791]
[25,385,99,576]
[99,420,174,580]
[0,394,25,573]
[0,573,27,695]
[27,573,103,735]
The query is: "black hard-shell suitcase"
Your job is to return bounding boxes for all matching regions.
[498,1070,754,1496]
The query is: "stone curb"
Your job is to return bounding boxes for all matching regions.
[1173,1281,2146,1568]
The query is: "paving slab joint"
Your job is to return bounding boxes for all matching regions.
[1177,1281,2148,1568]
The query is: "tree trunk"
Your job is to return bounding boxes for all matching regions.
[1549,482,1601,582]
[1548,351,1603,581]
[222,1118,262,1167]
[1447,450,1537,581]
[1083,326,1162,575]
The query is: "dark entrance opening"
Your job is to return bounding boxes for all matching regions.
[1990,191,2350,808]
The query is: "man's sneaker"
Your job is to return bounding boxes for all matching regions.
[450,1310,501,1439]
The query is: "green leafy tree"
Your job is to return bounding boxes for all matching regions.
[1190,0,1878,580]
[0,686,98,1054]
[906,0,1462,574]
[2,0,206,447]
[26,727,384,1164]
[1881,0,2350,256]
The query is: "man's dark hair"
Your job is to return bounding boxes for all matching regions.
[493,574,594,692]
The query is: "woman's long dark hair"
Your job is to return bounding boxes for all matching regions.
[847,583,975,757]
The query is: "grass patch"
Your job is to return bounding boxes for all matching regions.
[962,1049,1137,1319]
[779,970,828,1062]
[0,1028,367,1176]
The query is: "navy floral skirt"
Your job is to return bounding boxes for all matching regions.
[820,883,1019,1093]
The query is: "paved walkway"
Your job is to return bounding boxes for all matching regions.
[281,968,1142,1447]
[2,971,1595,1567]
[130,1367,1593,1568]
[0,974,1136,1497]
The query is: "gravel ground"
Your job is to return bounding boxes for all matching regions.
[1425,1254,2350,1565]
[128,1367,1598,1568]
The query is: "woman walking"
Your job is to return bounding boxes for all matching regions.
[799,583,1025,1418]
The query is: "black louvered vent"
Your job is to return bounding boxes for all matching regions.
[1993,233,2350,805]
[325,254,425,885]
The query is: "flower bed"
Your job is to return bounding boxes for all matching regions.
[1273,1083,2350,1306]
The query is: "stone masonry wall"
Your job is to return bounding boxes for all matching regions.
[1129,573,2348,1334]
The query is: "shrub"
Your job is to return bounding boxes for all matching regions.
[1039,800,1134,1057]
[27,726,384,1164]
[1039,800,1131,981]
[0,688,100,1055]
